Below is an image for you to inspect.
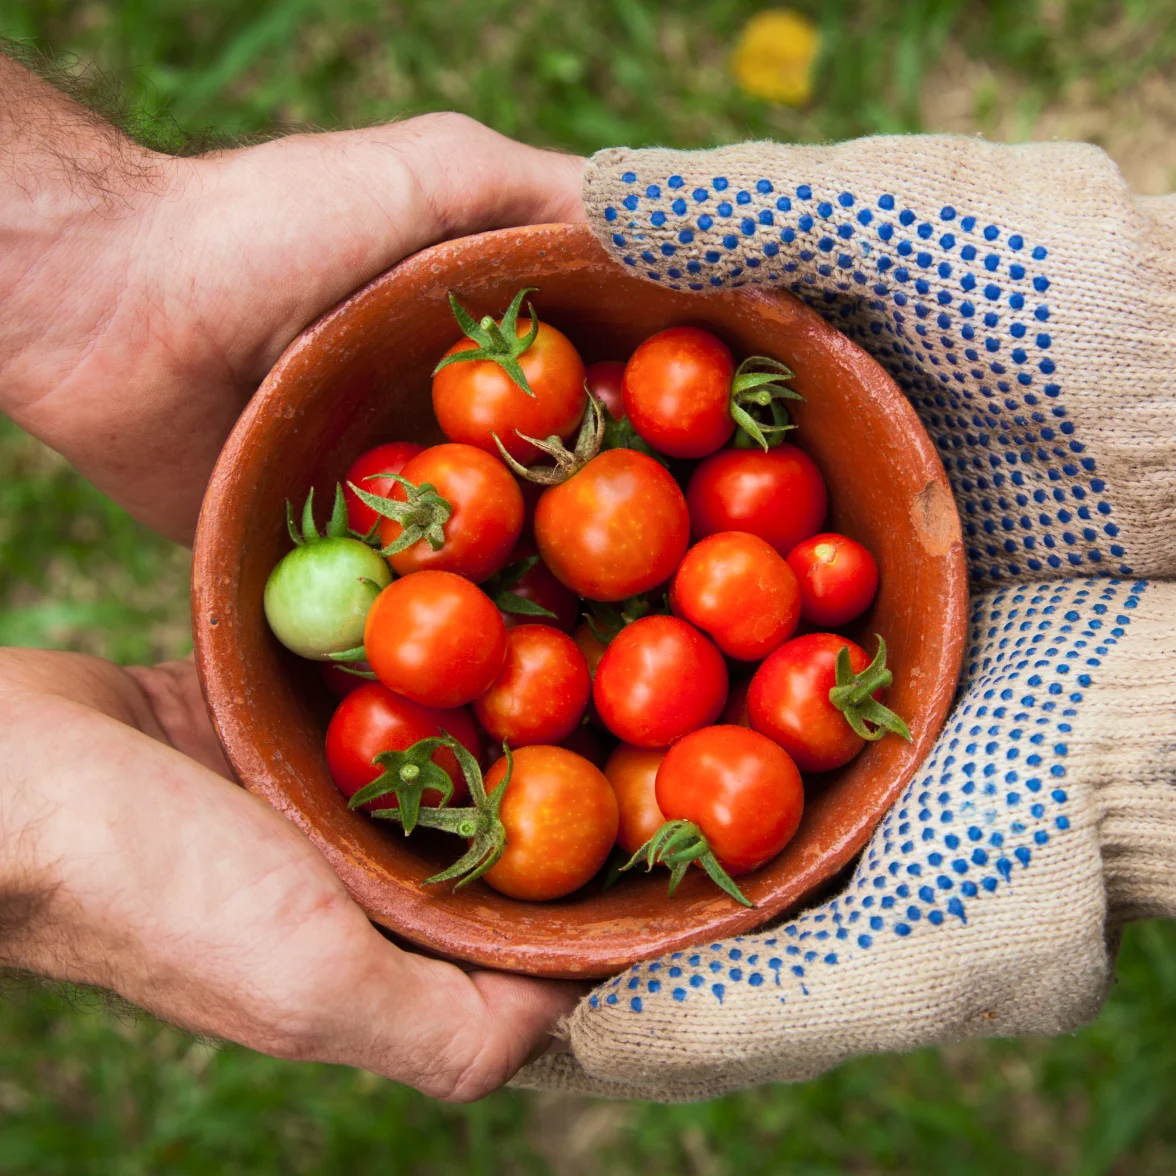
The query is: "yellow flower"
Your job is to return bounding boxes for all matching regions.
[731,9,820,106]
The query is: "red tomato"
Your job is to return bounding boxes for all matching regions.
[535,449,689,601]
[379,444,523,583]
[721,678,751,727]
[364,572,506,708]
[473,624,591,747]
[585,360,626,421]
[573,620,607,678]
[573,619,608,728]
[622,326,735,458]
[515,477,546,538]
[604,744,667,856]
[593,615,728,747]
[560,724,612,768]
[748,633,872,772]
[482,746,618,900]
[320,661,371,700]
[787,533,880,627]
[670,531,801,660]
[497,541,579,634]
[433,317,586,465]
[656,725,803,874]
[325,682,479,812]
[687,444,827,556]
[343,442,424,535]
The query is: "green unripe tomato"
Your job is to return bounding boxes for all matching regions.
[264,537,392,660]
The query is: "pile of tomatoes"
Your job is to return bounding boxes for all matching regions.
[263,288,910,906]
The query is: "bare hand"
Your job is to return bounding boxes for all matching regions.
[0,60,585,542]
[0,649,581,1099]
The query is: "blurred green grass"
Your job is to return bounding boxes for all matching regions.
[2,0,1176,1171]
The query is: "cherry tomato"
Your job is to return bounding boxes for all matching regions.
[687,444,827,556]
[364,571,506,708]
[320,661,371,700]
[593,615,728,747]
[379,444,523,583]
[585,360,626,421]
[535,449,689,601]
[433,316,586,465]
[747,633,873,772]
[343,442,424,536]
[560,724,612,768]
[481,746,618,900]
[655,725,804,874]
[604,744,667,856]
[473,624,591,747]
[325,682,479,812]
[496,540,579,634]
[264,536,391,660]
[573,620,607,678]
[787,533,880,627]
[721,678,751,727]
[515,477,546,538]
[573,619,608,728]
[670,531,801,660]
[622,326,735,459]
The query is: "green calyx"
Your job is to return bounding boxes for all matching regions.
[827,636,914,743]
[483,555,558,621]
[347,474,452,558]
[600,402,670,468]
[729,356,803,451]
[327,644,371,665]
[365,733,511,890]
[332,662,379,681]
[433,287,540,397]
[620,819,753,907]
[583,594,659,644]
[348,737,455,834]
[286,484,352,546]
[493,391,606,486]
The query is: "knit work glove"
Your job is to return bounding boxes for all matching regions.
[514,136,1176,1101]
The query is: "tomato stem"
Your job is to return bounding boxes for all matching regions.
[432,287,540,398]
[365,734,512,889]
[347,473,453,557]
[729,356,803,451]
[492,392,606,486]
[827,635,913,742]
[620,819,753,907]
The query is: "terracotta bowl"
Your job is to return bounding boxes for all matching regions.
[193,223,967,980]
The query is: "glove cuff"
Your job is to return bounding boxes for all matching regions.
[1101,781,1176,923]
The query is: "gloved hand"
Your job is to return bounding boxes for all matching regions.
[514,136,1176,1101]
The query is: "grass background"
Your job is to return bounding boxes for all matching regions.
[1,0,1175,1171]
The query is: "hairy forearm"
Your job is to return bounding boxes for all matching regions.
[0,55,165,213]
[0,59,165,420]
[0,50,583,543]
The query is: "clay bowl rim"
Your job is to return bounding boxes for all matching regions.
[192,222,968,979]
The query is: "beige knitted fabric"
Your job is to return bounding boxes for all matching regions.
[581,137,1176,588]
[510,136,1176,1101]
[516,578,1176,1101]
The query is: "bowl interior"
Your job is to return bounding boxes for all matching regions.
[193,224,966,979]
